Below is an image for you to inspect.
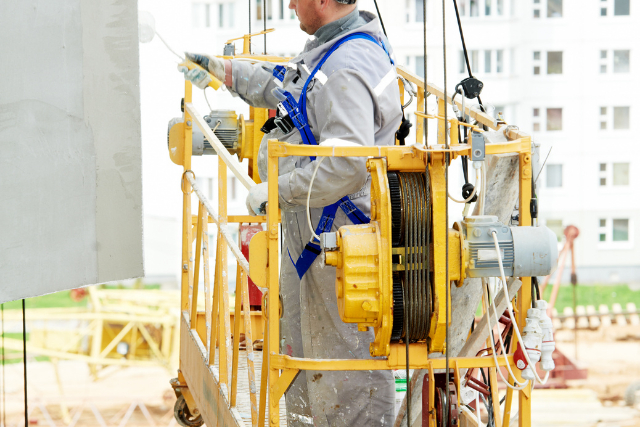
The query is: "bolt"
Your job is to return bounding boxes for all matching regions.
[473,229,482,238]
[183,263,188,271]
[186,120,192,126]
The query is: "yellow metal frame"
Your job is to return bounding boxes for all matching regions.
[175,63,534,426]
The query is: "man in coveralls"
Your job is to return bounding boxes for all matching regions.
[182,0,402,424]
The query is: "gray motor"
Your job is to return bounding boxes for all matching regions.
[167,110,239,156]
[461,215,558,278]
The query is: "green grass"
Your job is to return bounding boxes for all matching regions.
[473,283,640,317]
[542,283,640,313]
[1,291,87,310]
[1,283,162,310]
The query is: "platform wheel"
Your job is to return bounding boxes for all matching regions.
[174,395,203,427]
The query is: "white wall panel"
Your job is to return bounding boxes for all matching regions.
[0,0,143,302]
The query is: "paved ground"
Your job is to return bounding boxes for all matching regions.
[1,327,639,427]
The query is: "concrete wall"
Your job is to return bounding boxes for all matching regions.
[0,0,143,303]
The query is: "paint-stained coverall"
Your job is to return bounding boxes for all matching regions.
[226,8,402,426]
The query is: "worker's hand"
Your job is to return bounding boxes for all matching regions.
[185,53,226,82]
[178,66,212,89]
[246,182,269,216]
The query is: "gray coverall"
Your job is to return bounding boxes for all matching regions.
[228,9,402,426]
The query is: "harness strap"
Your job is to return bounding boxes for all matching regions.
[289,196,370,279]
[281,32,392,278]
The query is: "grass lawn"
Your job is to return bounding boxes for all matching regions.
[541,283,640,312]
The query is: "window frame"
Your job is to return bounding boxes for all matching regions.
[598,218,633,249]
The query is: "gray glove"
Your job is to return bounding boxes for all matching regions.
[185,52,226,82]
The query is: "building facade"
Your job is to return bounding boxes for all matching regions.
[139,0,638,284]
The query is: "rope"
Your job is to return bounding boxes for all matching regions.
[423,0,428,145]
[452,0,484,106]
[22,300,28,427]
[372,0,388,37]
[263,0,267,54]
[1,303,5,427]
[442,0,450,425]
[248,0,251,54]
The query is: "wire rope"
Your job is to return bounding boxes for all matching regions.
[423,0,428,145]
[451,0,484,107]
[1,303,5,427]
[372,0,388,37]
[22,300,28,427]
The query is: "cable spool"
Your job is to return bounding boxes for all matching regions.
[387,172,432,342]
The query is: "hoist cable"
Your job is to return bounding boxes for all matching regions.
[372,0,388,37]
[452,0,484,107]
[423,0,428,144]
[442,0,450,425]
[1,303,5,427]
[263,0,267,54]
[248,0,251,53]
[22,300,28,427]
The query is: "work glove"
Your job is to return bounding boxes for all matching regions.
[186,52,226,81]
[246,182,269,216]
[178,66,212,90]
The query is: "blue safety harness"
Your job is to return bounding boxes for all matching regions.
[275,32,394,279]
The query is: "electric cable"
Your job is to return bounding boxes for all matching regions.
[306,158,326,242]
[491,232,550,385]
[448,167,479,203]
[482,279,529,390]
[263,0,267,54]
[22,300,28,427]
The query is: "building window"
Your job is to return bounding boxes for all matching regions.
[192,2,212,28]
[614,106,630,129]
[613,219,629,241]
[547,0,562,17]
[533,0,541,17]
[599,218,631,245]
[613,50,630,73]
[613,163,630,186]
[599,162,630,186]
[546,219,564,241]
[485,0,492,15]
[547,51,563,74]
[416,0,425,22]
[471,50,479,73]
[496,50,504,73]
[601,106,631,130]
[415,55,425,78]
[256,0,263,20]
[279,0,284,19]
[546,108,563,131]
[614,0,630,15]
[533,51,541,74]
[470,0,479,16]
[484,50,492,72]
[532,108,541,131]
[497,0,504,15]
[460,51,467,73]
[546,164,563,188]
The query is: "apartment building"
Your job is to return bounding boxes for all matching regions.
[139,0,638,284]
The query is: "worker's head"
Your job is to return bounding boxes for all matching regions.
[289,0,357,35]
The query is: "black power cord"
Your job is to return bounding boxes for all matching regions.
[22,300,28,427]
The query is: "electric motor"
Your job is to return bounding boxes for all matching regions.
[458,215,558,278]
[167,110,240,157]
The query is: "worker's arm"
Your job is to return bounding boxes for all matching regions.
[277,68,379,208]
[228,60,282,109]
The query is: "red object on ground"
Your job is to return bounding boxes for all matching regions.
[240,224,264,307]
[69,288,87,302]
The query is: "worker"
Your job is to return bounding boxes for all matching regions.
[181,0,401,425]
